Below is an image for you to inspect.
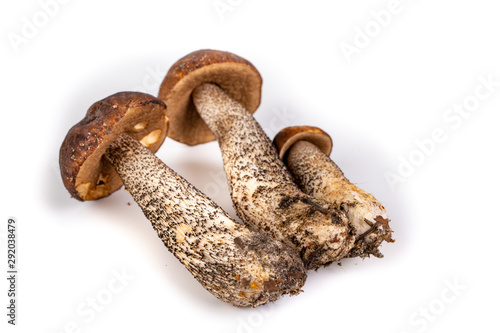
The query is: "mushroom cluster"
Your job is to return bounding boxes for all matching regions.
[59,49,392,308]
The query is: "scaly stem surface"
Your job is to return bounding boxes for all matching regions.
[104,133,306,307]
[287,140,393,258]
[192,83,354,269]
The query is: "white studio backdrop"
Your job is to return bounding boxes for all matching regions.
[1,0,499,332]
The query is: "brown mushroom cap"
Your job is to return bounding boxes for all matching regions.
[158,49,262,146]
[59,92,168,201]
[273,126,333,160]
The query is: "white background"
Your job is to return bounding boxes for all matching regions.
[1,0,499,332]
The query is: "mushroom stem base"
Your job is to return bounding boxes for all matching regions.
[287,140,393,258]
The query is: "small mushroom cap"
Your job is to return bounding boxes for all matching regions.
[158,49,262,145]
[273,126,333,160]
[59,92,168,201]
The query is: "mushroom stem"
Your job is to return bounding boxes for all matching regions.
[192,83,354,269]
[104,133,306,307]
[286,140,393,258]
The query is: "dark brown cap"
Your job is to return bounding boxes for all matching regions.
[273,126,333,160]
[59,92,168,201]
[158,49,262,145]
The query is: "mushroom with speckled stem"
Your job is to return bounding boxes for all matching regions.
[59,91,307,307]
[273,126,394,258]
[158,49,355,269]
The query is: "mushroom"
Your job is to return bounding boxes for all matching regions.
[59,91,306,307]
[158,50,355,269]
[273,126,394,258]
